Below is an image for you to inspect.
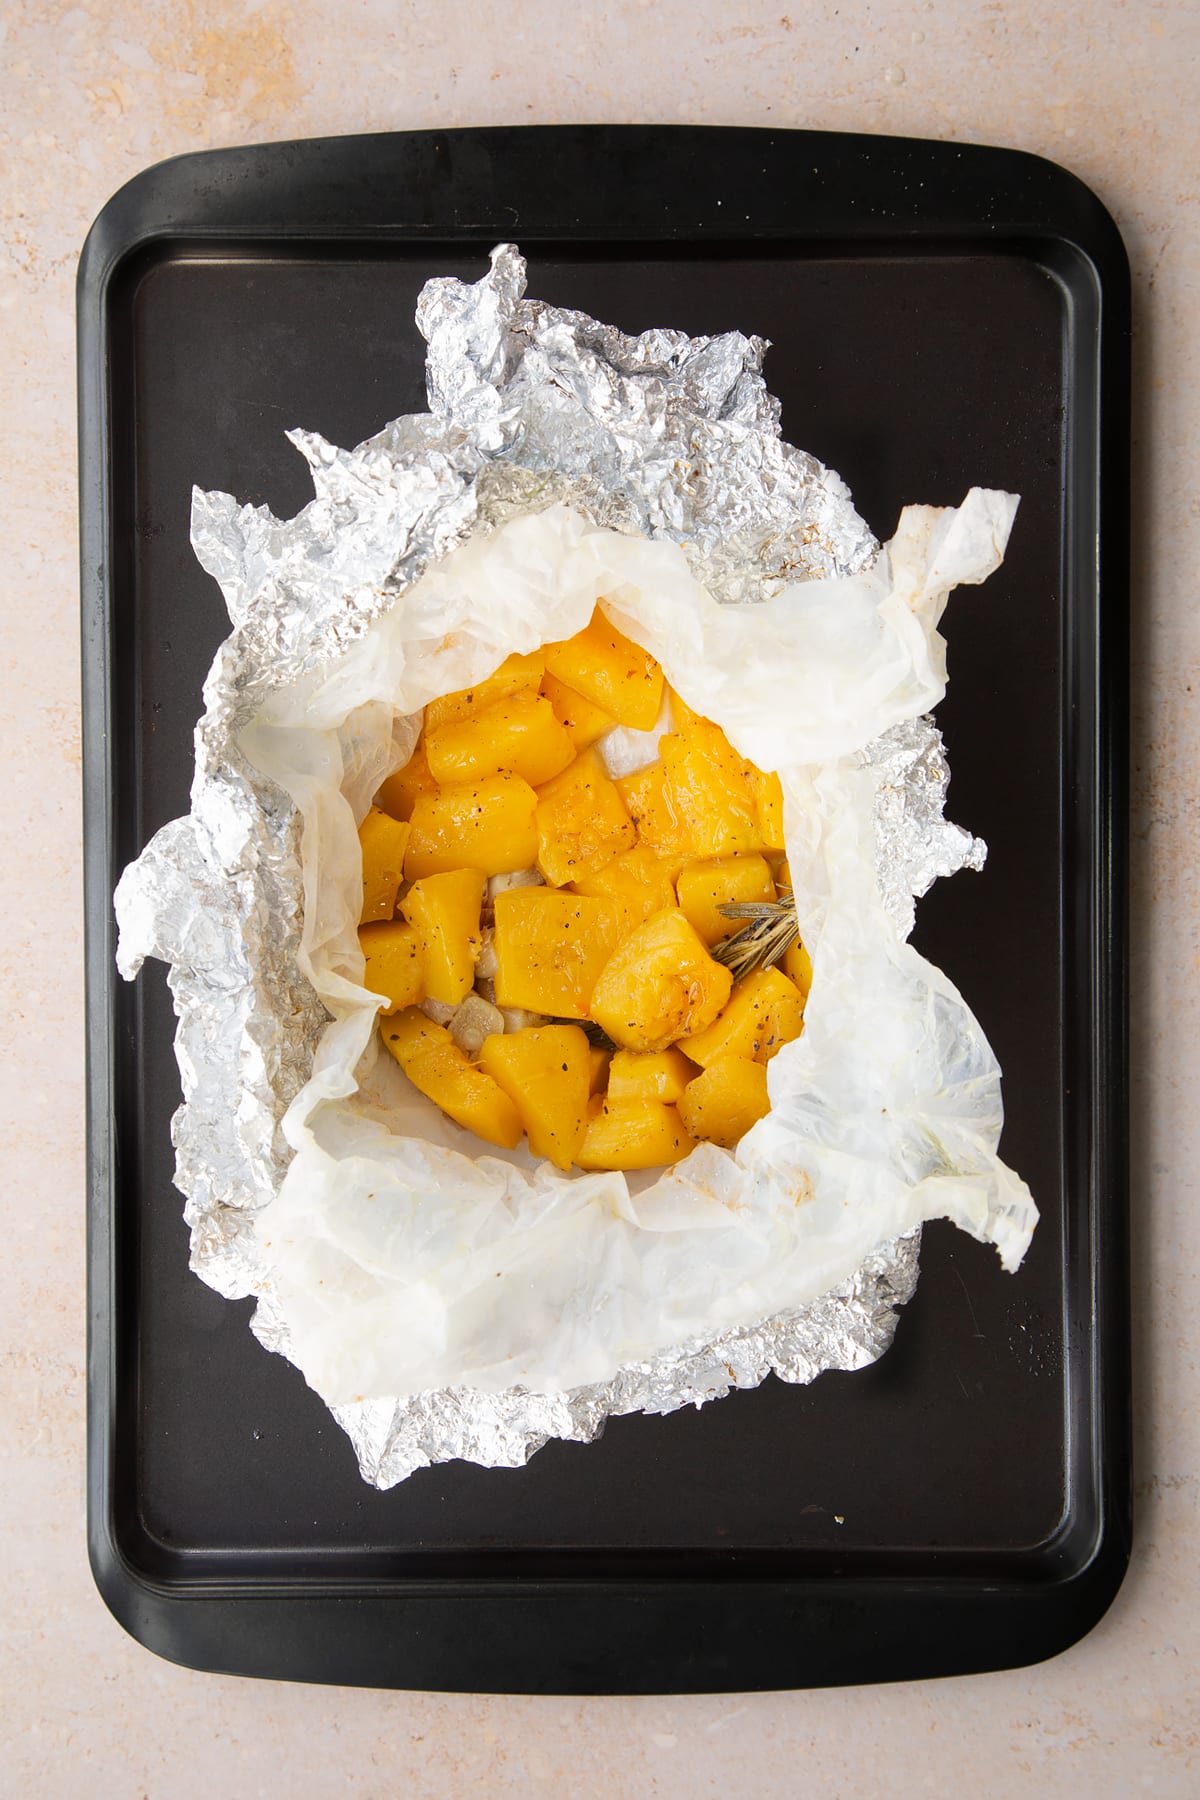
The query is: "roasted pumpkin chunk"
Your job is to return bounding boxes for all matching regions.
[570,842,682,927]
[543,607,664,730]
[605,1046,696,1105]
[615,762,696,860]
[540,670,619,751]
[375,735,438,822]
[678,1055,771,1148]
[675,854,775,947]
[783,937,813,1005]
[381,1009,523,1149]
[492,887,625,1019]
[657,727,765,857]
[589,908,733,1052]
[751,768,787,853]
[424,651,545,731]
[404,773,539,880]
[358,805,411,922]
[479,1024,592,1171]
[399,867,485,1005]
[683,966,806,1067]
[380,1006,444,1064]
[575,1096,696,1171]
[425,689,575,787]
[359,918,425,1013]
[534,746,636,887]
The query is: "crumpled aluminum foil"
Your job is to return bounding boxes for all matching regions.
[116,245,985,1488]
[866,719,987,941]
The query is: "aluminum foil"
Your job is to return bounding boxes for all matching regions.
[116,245,987,1488]
[867,718,987,941]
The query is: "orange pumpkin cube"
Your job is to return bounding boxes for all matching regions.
[492,886,625,1019]
[589,908,733,1052]
[575,1096,696,1171]
[534,746,636,887]
[358,919,425,1013]
[404,773,539,880]
[424,651,545,732]
[570,842,682,927]
[543,606,664,730]
[783,936,813,1004]
[605,1046,696,1105]
[683,966,806,1067]
[658,728,765,857]
[540,670,619,751]
[399,867,485,1005]
[358,805,411,922]
[375,736,439,823]
[677,1055,771,1148]
[675,854,775,946]
[615,762,697,859]
[381,1007,445,1064]
[380,1009,523,1150]
[751,766,787,853]
[479,1023,592,1171]
[425,689,574,788]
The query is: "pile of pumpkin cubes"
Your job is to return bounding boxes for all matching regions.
[356,607,811,1173]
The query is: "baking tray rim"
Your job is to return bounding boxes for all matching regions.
[79,123,1130,1692]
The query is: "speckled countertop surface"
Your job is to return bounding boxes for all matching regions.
[3,1,1196,1793]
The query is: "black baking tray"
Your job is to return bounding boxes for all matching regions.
[79,126,1130,1693]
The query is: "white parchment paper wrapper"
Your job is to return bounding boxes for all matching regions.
[115,246,1036,1486]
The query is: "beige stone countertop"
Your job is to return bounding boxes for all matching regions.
[3,0,1196,1792]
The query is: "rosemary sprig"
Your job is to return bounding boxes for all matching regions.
[710,888,800,982]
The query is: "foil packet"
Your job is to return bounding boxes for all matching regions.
[115,246,1036,1487]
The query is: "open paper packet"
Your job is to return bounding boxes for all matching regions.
[115,247,1037,1486]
